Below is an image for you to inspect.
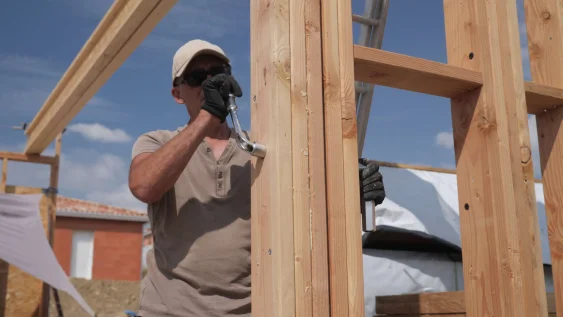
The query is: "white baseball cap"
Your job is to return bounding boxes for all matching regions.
[171,39,230,82]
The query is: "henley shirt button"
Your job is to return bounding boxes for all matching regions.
[218,172,223,178]
[206,148,211,152]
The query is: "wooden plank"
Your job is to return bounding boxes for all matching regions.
[443,0,549,316]
[290,0,312,316]
[376,291,466,315]
[305,0,331,314]
[522,0,563,315]
[353,45,483,98]
[23,0,178,154]
[369,159,544,183]
[250,0,294,315]
[320,0,350,315]
[0,152,56,165]
[375,291,557,315]
[41,133,62,316]
[353,45,563,115]
[251,0,363,315]
[525,82,563,115]
[336,0,365,316]
[1,158,6,192]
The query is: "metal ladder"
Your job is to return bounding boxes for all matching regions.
[353,0,390,157]
[353,0,389,233]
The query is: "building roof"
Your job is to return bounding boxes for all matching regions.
[56,195,148,223]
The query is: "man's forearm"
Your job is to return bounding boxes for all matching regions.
[129,111,218,203]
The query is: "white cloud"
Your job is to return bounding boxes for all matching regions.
[60,0,114,19]
[87,183,146,212]
[0,54,62,77]
[139,1,249,54]
[66,123,132,143]
[0,54,118,124]
[435,131,454,149]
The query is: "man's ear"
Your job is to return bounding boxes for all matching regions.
[171,87,184,104]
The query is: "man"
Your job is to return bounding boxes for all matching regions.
[128,39,386,317]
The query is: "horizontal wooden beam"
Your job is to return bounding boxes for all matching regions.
[23,0,178,154]
[0,152,56,165]
[369,159,543,183]
[375,291,557,315]
[353,46,563,115]
[353,45,483,98]
[525,81,563,114]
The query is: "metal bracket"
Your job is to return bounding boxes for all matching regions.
[227,94,267,158]
[42,187,58,195]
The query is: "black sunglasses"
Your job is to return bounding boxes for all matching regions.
[174,64,231,87]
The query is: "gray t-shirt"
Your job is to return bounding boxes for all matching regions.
[132,125,251,317]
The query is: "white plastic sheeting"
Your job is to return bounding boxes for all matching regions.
[0,193,94,316]
[367,166,552,265]
[362,248,463,317]
[361,166,553,316]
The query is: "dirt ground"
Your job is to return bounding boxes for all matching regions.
[48,278,141,317]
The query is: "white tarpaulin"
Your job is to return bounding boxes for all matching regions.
[0,192,94,316]
[360,166,553,316]
[366,166,552,265]
[362,248,464,317]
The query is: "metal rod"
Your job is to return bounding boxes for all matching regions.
[352,14,380,26]
[227,94,267,158]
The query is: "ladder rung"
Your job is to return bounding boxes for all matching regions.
[352,14,379,26]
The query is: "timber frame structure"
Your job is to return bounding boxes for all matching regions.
[0,134,62,316]
[7,0,563,316]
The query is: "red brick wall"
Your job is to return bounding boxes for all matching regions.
[53,217,144,281]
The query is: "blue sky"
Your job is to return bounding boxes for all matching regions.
[0,0,538,212]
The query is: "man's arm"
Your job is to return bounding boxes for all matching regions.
[129,111,219,204]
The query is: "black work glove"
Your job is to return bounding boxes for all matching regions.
[201,73,243,122]
[359,158,385,206]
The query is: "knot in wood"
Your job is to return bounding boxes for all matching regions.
[542,11,551,20]
[520,146,531,164]
[477,115,496,134]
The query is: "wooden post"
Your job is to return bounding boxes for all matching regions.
[1,158,7,192]
[250,0,363,315]
[0,135,63,317]
[40,132,63,316]
[522,0,563,315]
[443,0,548,317]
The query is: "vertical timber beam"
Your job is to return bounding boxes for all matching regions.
[250,0,364,315]
[305,0,331,315]
[443,0,549,317]
[40,132,62,316]
[523,0,563,315]
[250,0,295,315]
[321,0,365,315]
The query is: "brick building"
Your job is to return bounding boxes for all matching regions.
[53,196,148,281]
